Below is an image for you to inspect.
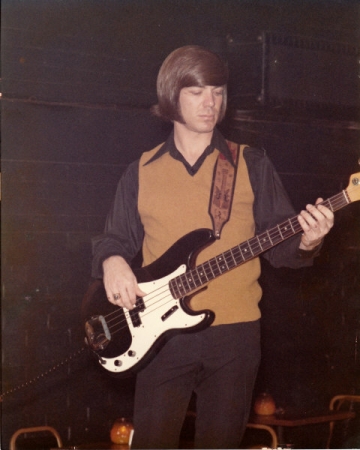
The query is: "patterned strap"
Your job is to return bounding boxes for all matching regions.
[209,141,240,238]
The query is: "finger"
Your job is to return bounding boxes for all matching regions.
[119,290,136,310]
[312,198,334,222]
[299,206,319,230]
[106,291,120,306]
[305,203,334,234]
[298,214,314,237]
[104,284,130,307]
[113,283,145,310]
[303,202,329,227]
[315,204,334,223]
[298,211,323,242]
[136,285,146,297]
[124,283,147,309]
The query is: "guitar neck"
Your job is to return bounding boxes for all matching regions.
[170,189,351,298]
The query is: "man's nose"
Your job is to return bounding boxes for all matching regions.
[204,91,215,107]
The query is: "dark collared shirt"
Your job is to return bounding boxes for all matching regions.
[144,127,235,176]
[92,129,319,278]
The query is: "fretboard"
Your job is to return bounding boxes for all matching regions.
[169,189,350,299]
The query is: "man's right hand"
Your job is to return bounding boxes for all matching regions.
[102,255,145,310]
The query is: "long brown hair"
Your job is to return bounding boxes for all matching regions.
[151,45,228,123]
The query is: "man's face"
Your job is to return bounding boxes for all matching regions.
[177,85,224,134]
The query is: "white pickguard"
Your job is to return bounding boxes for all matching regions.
[100,265,207,373]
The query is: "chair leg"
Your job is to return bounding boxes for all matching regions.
[246,423,278,449]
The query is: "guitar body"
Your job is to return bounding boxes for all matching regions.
[82,228,216,377]
[82,172,360,377]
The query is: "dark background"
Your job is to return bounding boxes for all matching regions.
[1,1,360,448]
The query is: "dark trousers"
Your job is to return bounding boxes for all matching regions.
[131,320,261,449]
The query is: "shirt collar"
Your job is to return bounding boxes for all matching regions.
[144,128,235,174]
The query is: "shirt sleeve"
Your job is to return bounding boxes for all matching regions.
[91,160,144,278]
[244,147,321,269]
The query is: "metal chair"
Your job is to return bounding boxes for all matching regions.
[245,422,278,449]
[9,426,63,450]
[183,410,278,448]
[326,394,360,448]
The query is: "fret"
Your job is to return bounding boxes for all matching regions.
[230,248,240,266]
[326,191,348,212]
[179,273,192,294]
[234,248,243,265]
[236,246,245,263]
[167,177,359,302]
[276,224,284,240]
[171,277,186,298]
[337,191,350,209]
[249,237,261,256]
[190,268,202,287]
[222,252,232,270]
[213,259,222,277]
[208,259,218,279]
[185,272,197,289]
[169,279,180,299]
[256,235,264,251]
[343,190,350,205]
[212,256,222,276]
[271,227,284,245]
[197,265,210,284]
[225,249,237,269]
[278,220,293,240]
[239,242,252,260]
[216,254,228,273]
[238,247,246,264]
[325,198,334,212]
[204,263,213,281]
[215,258,223,275]
[284,221,294,237]
[290,217,301,234]
[258,231,273,251]
[289,218,295,234]
[247,240,254,256]
[176,279,185,296]
[204,260,215,280]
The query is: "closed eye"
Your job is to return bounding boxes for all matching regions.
[214,88,224,96]
[189,89,203,95]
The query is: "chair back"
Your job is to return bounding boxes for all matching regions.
[326,394,360,448]
[9,426,63,450]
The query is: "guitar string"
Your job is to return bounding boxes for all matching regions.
[104,209,303,332]
[105,282,174,326]
[101,282,187,337]
[2,185,357,398]
[96,188,354,339]
[105,189,355,336]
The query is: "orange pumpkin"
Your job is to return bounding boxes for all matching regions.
[110,418,134,445]
[254,393,276,415]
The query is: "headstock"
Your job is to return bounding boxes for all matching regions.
[346,173,360,203]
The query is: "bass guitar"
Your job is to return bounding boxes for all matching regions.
[82,172,360,377]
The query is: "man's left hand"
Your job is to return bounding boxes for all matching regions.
[298,198,334,251]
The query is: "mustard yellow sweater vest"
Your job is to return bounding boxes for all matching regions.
[138,144,262,325]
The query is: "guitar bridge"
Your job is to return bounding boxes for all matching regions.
[85,315,111,351]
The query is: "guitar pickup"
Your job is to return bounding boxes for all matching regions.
[161,305,179,321]
[129,297,145,327]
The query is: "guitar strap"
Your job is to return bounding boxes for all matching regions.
[209,141,240,239]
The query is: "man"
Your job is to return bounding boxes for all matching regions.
[92,45,334,449]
